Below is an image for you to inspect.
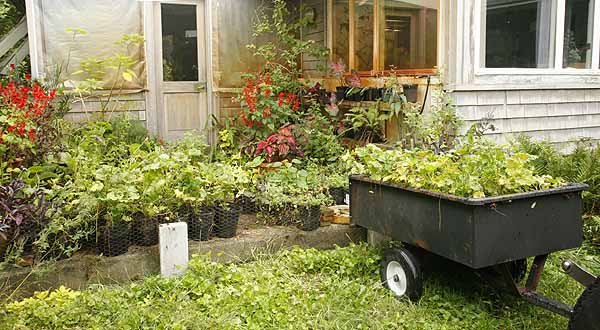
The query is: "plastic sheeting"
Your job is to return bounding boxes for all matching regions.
[211,0,268,89]
[39,0,145,90]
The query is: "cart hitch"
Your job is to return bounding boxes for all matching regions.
[520,291,573,318]
[562,260,597,288]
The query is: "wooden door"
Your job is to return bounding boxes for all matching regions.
[155,1,207,140]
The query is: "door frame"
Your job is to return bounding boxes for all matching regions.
[143,0,214,139]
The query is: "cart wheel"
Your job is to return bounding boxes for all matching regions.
[569,277,600,330]
[380,248,423,301]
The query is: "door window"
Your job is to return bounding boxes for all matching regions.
[161,3,199,81]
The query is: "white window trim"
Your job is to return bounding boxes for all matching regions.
[474,0,600,76]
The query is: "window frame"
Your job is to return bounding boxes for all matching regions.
[326,0,441,76]
[475,0,600,75]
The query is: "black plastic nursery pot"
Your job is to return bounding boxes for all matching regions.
[296,205,322,231]
[98,221,130,257]
[336,86,349,101]
[214,203,241,238]
[257,203,296,226]
[236,194,257,214]
[187,208,214,241]
[403,85,418,103]
[330,187,349,205]
[130,217,159,247]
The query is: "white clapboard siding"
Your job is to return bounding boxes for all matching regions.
[64,92,147,123]
[452,89,600,149]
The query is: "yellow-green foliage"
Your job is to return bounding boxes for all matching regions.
[349,140,563,198]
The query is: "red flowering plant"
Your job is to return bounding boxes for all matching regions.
[0,65,58,168]
[236,72,303,140]
[255,125,304,163]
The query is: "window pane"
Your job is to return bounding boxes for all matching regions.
[161,4,199,81]
[485,0,555,68]
[383,0,438,70]
[355,1,375,71]
[333,1,350,67]
[563,0,593,68]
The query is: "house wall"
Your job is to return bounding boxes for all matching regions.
[300,0,327,78]
[453,89,600,150]
[443,0,600,150]
[64,92,148,125]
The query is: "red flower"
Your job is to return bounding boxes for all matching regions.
[278,92,285,107]
[28,129,35,142]
[265,89,271,97]
[9,64,15,70]
[25,74,31,81]
[293,99,300,111]
[18,122,26,136]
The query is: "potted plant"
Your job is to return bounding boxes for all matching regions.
[330,59,349,101]
[255,125,304,164]
[255,184,295,225]
[342,104,390,144]
[292,192,331,231]
[209,163,250,238]
[94,164,142,256]
[327,173,350,205]
[97,214,131,257]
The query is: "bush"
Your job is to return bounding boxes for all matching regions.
[0,66,60,169]
[514,136,600,214]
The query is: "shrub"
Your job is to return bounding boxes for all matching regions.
[514,136,600,214]
[0,66,59,169]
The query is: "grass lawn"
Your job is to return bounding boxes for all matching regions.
[1,244,599,330]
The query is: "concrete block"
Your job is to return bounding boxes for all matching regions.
[159,222,189,278]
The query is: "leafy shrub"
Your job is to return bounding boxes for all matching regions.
[583,216,600,249]
[255,125,303,163]
[0,66,60,169]
[514,136,600,214]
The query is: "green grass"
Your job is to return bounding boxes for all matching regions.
[1,244,599,330]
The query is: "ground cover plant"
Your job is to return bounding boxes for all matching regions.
[1,244,599,330]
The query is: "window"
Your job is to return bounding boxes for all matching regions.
[481,0,598,70]
[332,1,350,66]
[484,0,555,68]
[331,0,439,73]
[382,0,438,69]
[161,4,199,81]
[563,0,594,68]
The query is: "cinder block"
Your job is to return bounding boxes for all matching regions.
[159,222,189,278]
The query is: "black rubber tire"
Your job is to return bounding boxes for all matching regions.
[569,277,600,330]
[380,248,423,301]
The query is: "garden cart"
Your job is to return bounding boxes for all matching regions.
[349,175,599,330]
